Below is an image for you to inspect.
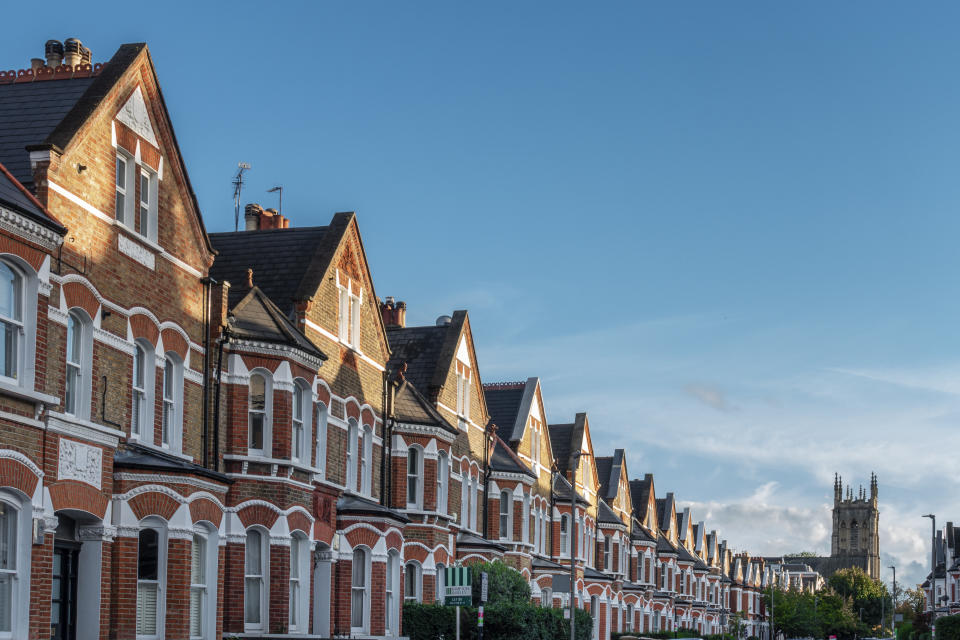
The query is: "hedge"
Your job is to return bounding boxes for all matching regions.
[403,602,593,640]
[936,615,960,640]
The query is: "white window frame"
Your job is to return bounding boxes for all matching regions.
[337,273,362,350]
[115,151,134,226]
[130,340,155,442]
[315,402,328,477]
[386,551,400,634]
[346,419,359,492]
[0,262,23,385]
[361,424,373,496]
[435,562,446,603]
[160,352,183,453]
[455,364,471,419]
[288,533,309,633]
[560,514,570,556]
[244,527,268,632]
[137,518,168,640]
[65,309,92,419]
[247,370,272,457]
[406,446,423,510]
[350,546,370,634]
[499,490,511,540]
[0,491,30,640]
[404,561,422,603]
[470,475,479,531]
[460,471,469,527]
[189,523,217,640]
[522,494,530,544]
[291,381,311,464]
[437,451,449,514]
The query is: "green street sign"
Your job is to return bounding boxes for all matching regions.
[444,566,473,606]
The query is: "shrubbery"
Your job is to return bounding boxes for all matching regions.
[935,615,960,640]
[402,602,593,640]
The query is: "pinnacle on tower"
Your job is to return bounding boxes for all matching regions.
[870,472,878,499]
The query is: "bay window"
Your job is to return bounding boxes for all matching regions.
[244,528,267,631]
[499,490,511,539]
[386,551,400,634]
[406,447,422,509]
[289,534,308,632]
[65,309,91,418]
[137,523,166,639]
[248,372,271,457]
[351,547,369,633]
[291,382,311,464]
[0,263,21,382]
[437,451,449,514]
[161,353,183,452]
[404,562,421,603]
[560,514,570,556]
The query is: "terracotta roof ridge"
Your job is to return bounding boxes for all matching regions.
[0,62,104,85]
[483,381,526,390]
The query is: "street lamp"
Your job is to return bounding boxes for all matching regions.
[568,450,591,640]
[889,565,897,640]
[924,514,937,618]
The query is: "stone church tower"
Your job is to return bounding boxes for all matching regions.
[830,473,880,579]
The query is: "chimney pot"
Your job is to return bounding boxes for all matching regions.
[30,58,44,72]
[436,315,452,327]
[385,296,395,307]
[244,203,263,231]
[246,269,253,288]
[380,298,407,328]
[63,38,82,67]
[45,40,64,68]
[80,46,92,65]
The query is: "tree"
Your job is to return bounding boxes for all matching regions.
[788,552,821,558]
[828,567,892,627]
[468,560,531,606]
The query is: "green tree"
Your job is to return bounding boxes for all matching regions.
[828,567,892,627]
[468,561,531,606]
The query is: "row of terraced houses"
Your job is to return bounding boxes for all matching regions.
[0,40,797,640]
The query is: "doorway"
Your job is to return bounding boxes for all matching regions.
[51,534,80,640]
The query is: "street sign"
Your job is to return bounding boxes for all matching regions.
[445,566,473,606]
[481,572,488,603]
[478,605,484,627]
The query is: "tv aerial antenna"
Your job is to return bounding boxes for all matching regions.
[232,162,251,231]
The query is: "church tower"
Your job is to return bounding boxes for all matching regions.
[830,473,880,579]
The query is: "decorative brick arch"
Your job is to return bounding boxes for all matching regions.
[404,545,429,564]
[62,281,100,321]
[360,406,375,427]
[344,526,383,551]
[189,498,223,527]
[345,399,361,422]
[239,354,280,373]
[287,510,312,535]
[0,239,45,271]
[49,481,108,519]
[0,456,39,497]
[237,503,279,529]
[129,491,180,521]
[315,382,331,406]
[432,545,449,565]
[160,327,188,360]
[130,313,160,347]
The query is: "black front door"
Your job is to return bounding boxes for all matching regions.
[51,543,79,640]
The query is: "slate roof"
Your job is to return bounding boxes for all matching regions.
[490,435,536,478]
[0,162,65,233]
[596,449,625,502]
[597,500,623,526]
[228,286,326,361]
[548,423,574,472]
[457,531,506,551]
[386,325,449,395]
[552,474,589,505]
[583,566,613,582]
[657,534,678,554]
[631,524,657,543]
[483,382,525,436]
[209,226,330,312]
[393,378,457,433]
[114,442,230,483]
[337,494,410,523]
[531,557,566,571]
[630,476,654,525]
[0,75,97,185]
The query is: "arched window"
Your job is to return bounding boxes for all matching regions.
[161,353,183,452]
[315,402,328,476]
[560,514,570,556]
[291,382,311,464]
[361,424,373,495]
[522,494,531,544]
[289,533,309,632]
[351,547,369,633]
[244,528,268,631]
[65,309,92,418]
[190,525,218,640]
[248,372,270,456]
[626,604,635,632]
[437,451,449,514]
[386,551,400,634]
[435,563,446,603]
[346,419,359,492]
[0,262,22,382]
[850,521,860,550]
[499,490,511,539]
[404,562,422,603]
[406,447,422,509]
[0,492,29,637]
[131,340,155,440]
[470,475,479,531]
[137,520,167,639]
[460,470,470,528]
[603,535,610,571]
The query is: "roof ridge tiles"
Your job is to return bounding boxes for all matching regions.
[483,381,526,390]
[0,62,104,85]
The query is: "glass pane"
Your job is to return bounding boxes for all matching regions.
[249,375,265,411]
[0,264,18,321]
[0,322,16,380]
[352,549,365,586]
[293,386,302,421]
[132,392,141,436]
[116,191,126,223]
[163,359,174,400]
[138,529,159,580]
[245,530,261,575]
[407,449,417,474]
[0,575,9,632]
[67,314,82,364]
[407,476,416,504]
[116,156,126,189]
[351,588,363,627]
[140,173,149,205]
[249,414,263,450]
[244,578,261,624]
[134,345,144,387]
[289,540,299,579]
[192,535,204,583]
[0,503,14,570]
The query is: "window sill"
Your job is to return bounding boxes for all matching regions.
[115,220,161,252]
[0,380,59,407]
[223,453,319,476]
[130,438,193,462]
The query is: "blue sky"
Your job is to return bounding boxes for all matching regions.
[5,1,960,587]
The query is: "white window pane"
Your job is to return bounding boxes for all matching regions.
[244,578,261,624]
[189,587,203,637]
[137,582,158,635]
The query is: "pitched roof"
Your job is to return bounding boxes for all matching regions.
[552,473,589,505]
[337,494,410,523]
[631,524,657,543]
[228,286,325,361]
[596,449,625,502]
[483,381,526,436]
[657,534,677,554]
[490,435,536,478]
[630,476,655,526]
[548,423,573,471]
[209,226,330,312]
[597,500,623,526]
[386,324,449,394]
[393,378,457,433]
[0,161,65,233]
[0,73,97,185]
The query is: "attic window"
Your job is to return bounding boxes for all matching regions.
[337,272,361,349]
[529,417,542,467]
[115,152,134,226]
[455,362,471,420]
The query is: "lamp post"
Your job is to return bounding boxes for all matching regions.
[569,450,590,640]
[924,514,936,619]
[889,565,897,640]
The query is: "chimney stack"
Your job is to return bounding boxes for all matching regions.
[45,40,64,68]
[244,203,263,231]
[243,203,290,231]
[63,38,83,67]
[380,297,407,328]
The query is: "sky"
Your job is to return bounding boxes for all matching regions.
[4,1,960,588]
